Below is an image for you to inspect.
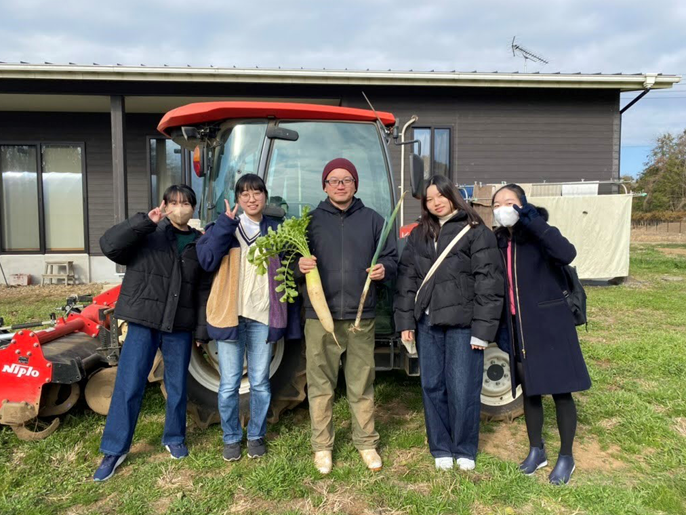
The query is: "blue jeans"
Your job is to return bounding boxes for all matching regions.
[100,322,192,456]
[416,316,484,461]
[217,317,272,444]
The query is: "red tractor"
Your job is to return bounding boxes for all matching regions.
[0,101,522,439]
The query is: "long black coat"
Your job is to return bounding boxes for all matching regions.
[100,213,212,338]
[495,211,591,396]
[395,212,504,342]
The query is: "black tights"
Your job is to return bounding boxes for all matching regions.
[516,362,577,456]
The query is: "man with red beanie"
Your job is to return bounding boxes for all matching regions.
[298,157,398,475]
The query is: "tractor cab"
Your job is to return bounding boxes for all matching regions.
[158,102,399,226]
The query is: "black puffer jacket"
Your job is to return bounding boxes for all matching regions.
[100,213,212,338]
[300,197,398,320]
[395,212,504,342]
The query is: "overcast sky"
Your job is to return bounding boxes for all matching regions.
[2,0,685,176]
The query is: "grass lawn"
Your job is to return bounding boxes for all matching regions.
[1,244,685,515]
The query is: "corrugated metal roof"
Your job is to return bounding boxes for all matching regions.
[0,61,680,91]
[0,60,670,75]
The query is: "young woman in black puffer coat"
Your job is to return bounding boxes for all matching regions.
[395,175,504,472]
[492,183,591,485]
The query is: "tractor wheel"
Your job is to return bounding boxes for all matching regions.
[161,338,307,430]
[480,343,524,421]
[10,418,60,441]
[85,367,118,415]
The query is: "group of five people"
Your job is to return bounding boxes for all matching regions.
[94,158,590,487]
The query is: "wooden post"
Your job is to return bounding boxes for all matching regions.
[110,96,128,224]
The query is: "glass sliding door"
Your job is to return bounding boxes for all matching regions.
[41,145,85,251]
[0,145,40,251]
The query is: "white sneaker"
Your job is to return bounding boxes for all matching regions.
[435,457,454,471]
[314,451,332,475]
[455,458,475,471]
[359,449,383,471]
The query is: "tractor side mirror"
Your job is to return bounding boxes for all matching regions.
[409,153,425,199]
[266,126,299,141]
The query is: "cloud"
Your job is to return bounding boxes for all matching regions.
[0,0,684,146]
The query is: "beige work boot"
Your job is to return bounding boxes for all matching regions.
[314,451,333,475]
[359,449,383,471]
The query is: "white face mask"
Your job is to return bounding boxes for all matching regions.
[493,206,520,227]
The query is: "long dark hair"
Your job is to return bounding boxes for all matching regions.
[419,175,483,242]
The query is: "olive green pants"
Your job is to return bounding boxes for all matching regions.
[305,318,379,452]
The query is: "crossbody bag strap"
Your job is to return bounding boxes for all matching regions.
[415,224,472,302]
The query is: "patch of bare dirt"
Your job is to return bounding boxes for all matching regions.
[479,422,528,461]
[375,399,423,429]
[156,463,195,492]
[631,232,686,243]
[0,283,104,301]
[598,417,620,431]
[673,418,686,438]
[65,493,119,515]
[657,247,686,257]
[387,449,433,478]
[574,439,626,473]
[481,423,627,474]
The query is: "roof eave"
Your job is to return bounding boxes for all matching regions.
[0,65,680,91]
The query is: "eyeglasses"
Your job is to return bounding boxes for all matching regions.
[325,178,355,187]
[238,191,265,201]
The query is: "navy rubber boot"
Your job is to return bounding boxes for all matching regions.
[549,454,575,485]
[519,445,548,475]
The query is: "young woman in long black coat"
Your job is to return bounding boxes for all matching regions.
[395,175,504,472]
[492,184,591,485]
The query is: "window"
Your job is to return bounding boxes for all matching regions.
[149,138,215,219]
[0,143,86,253]
[150,138,184,208]
[42,145,85,251]
[413,127,452,179]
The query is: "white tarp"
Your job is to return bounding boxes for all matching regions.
[533,195,632,280]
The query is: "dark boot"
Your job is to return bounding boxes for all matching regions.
[519,445,547,475]
[549,454,575,485]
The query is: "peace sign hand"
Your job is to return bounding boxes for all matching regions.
[224,199,239,220]
[148,201,168,224]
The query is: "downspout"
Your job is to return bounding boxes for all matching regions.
[399,116,418,228]
[620,73,656,114]
[618,73,656,184]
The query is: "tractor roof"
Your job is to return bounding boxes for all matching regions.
[157,101,396,136]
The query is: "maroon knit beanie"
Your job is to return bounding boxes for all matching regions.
[322,158,359,191]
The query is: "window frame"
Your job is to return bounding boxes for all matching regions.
[0,141,89,255]
[412,126,454,180]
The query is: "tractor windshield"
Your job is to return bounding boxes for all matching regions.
[200,119,393,224]
[265,121,392,218]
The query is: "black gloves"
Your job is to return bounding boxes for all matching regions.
[513,194,539,227]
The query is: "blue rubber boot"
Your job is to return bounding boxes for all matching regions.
[549,454,575,485]
[519,445,548,475]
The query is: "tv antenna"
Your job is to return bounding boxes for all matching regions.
[511,37,548,72]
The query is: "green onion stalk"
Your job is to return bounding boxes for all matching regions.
[350,191,407,333]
